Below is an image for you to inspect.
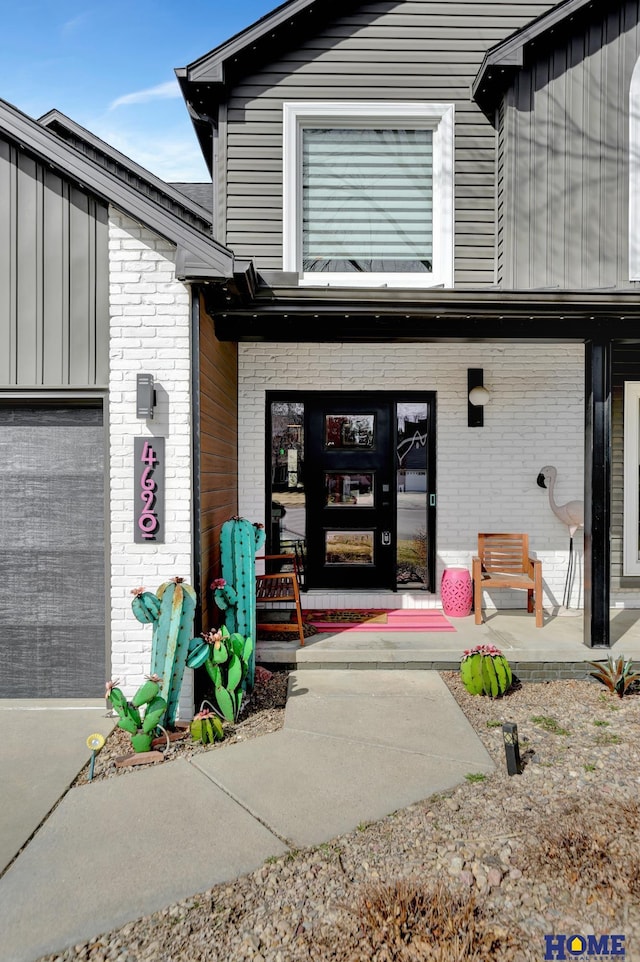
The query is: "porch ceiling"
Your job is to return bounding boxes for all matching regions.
[202,284,640,342]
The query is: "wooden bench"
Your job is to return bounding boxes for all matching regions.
[472,533,543,627]
[256,554,305,646]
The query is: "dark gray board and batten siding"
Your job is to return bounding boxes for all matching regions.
[222,0,555,287]
[0,136,109,388]
[498,0,640,290]
[0,137,110,695]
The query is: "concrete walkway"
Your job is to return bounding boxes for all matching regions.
[0,670,492,962]
[0,700,114,873]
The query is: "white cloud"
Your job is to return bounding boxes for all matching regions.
[61,12,90,36]
[109,80,181,111]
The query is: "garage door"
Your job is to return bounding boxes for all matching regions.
[0,404,105,697]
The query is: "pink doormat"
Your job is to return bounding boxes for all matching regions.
[301,609,455,632]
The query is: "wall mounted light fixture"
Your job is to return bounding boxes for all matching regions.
[136,373,156,420]
[468,368,489,427]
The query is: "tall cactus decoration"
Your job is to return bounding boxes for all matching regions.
[131,577,197,727]
[187,625,255,722]
[213,517,265,686]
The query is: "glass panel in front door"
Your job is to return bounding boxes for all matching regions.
[269,401,306,562]
[396,403,429,589]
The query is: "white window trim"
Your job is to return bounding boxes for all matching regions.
[283,101,454,289]
[623,381,640,574]
[629,59,640,280]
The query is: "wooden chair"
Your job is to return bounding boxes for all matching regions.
[472,533,543,627]
[256,554,305,646]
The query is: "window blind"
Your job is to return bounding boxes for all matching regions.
[302,127,433,273]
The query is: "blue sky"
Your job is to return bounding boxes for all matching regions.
[0,0,279,181]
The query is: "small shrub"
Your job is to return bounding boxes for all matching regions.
[334,880,524,961]
[594,731,622,746]
[465,772,488,783]
[520,796,640,909]
[593,719,610,727]
[589,655,640,698]
[486,720,503,728]
[531,715,570,736]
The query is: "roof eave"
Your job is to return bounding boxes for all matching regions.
[472,0,606,111]
[0,97,234,279]
[39,108,213,225]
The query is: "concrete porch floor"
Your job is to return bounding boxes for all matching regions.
[256,608,640,680]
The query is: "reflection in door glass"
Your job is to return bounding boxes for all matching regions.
[396,403,429,588]
[270,402,306,559]
[325,414,374,449]
[325,473,374,506]
[325,531,374,565]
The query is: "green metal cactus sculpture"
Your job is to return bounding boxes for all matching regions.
[190,706,224,745]
[131,577,198,727]
[106,677,167,753]
[460,644,512,698]
[213,517,265,687]
[186,626,254,722]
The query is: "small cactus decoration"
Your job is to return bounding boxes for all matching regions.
[131,578,198,727]
[213,517,266,687]
[190,706,224,745]
[588,654,640,697]
[106,676,167,753]
[187,625,254,722]
[460,644,512,698]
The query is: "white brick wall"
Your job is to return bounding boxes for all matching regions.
[239,342,588,611]
[108,209,194,714]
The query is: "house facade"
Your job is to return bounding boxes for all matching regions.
[178,0,640,651]
[2,0,640,700]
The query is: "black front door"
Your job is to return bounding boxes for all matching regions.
[305,396,395,589]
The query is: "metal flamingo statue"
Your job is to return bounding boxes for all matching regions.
[536,465,584,609]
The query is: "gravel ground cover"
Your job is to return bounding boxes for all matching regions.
[46,673,640,961]
[72,670,289,786]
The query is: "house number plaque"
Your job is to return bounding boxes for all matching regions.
[134,437,165,543]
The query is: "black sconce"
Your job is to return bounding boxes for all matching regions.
[136,373,156,420]
[468,368,490,427]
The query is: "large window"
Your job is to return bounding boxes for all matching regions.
[624,382,640,574]
[283,102,454,289]
[630,59,640,280]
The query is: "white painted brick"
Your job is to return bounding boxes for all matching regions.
[239,342,590,611]
[107,209,194,717]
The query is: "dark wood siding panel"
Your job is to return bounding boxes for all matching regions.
[198,295,238,629]
[223,0,555,282]
[0,137,109,388]
[502,0,640,289]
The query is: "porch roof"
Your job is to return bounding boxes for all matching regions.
[203,282,640,342]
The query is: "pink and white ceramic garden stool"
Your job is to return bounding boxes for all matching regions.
[440,567,473,617]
